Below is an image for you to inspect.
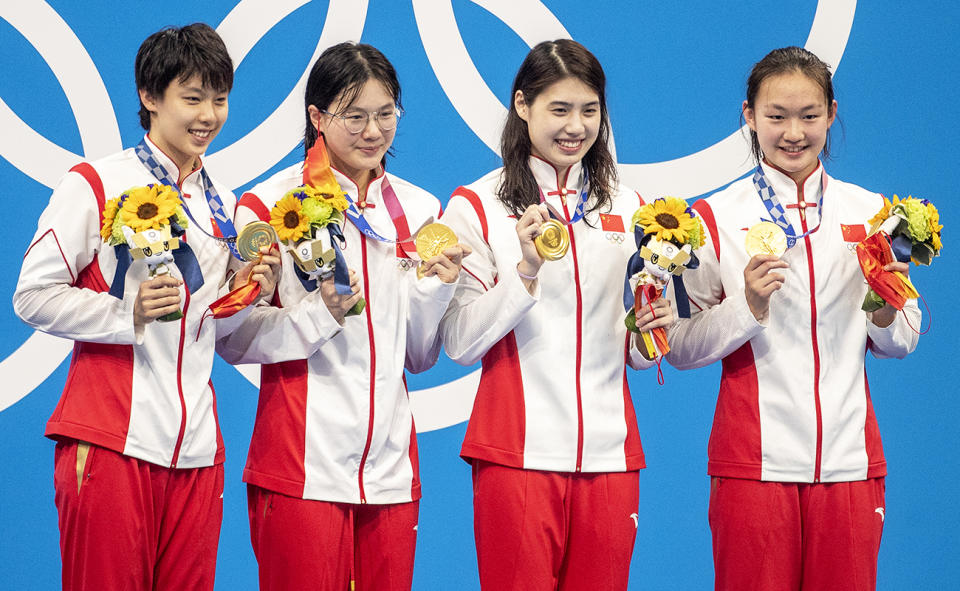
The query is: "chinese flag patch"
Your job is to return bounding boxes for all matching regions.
[600,213,625,233]
[840,223,866,242]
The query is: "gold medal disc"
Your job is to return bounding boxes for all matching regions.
[415,223,458,261]
[237,221,278,261]
[744,221,788,258]
[415,222,458,279]
[535,219,570,261]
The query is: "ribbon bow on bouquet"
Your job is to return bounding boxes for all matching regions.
[622,197,703,361]
[857,195,942,312]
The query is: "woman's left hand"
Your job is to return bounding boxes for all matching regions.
[420,243,473,284]
[870,261,910,328]
[233,245,282,301]
[634,297,674,333]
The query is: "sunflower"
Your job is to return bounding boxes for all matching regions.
[100,197,121,243]
[308,180,350,212]
[119,185,179,233]
[271,192,312,242]
[868,194,901,229]
[633,197,698,244]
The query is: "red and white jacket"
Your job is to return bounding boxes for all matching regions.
[439,157,653,473]
[665,161,920,483]
[218,163,455,505]
[15,136,242,469]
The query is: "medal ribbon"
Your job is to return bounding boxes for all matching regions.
[135,138,243,261]
[537,169,590,226]
[135,139,263,327]
[342,176,418,258]
[752,165,827,249]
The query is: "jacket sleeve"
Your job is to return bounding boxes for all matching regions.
[13,170,138,344]
[404,270,458,373]
[214,196,344,364]
[663,201,764,371]
[866,296,921,358]
[438,192,538,367]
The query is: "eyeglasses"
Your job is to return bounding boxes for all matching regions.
[321,107,403,134]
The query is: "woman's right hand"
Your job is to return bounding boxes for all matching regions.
[133,274,182,330]
[743,254,789,321]
[320,269,363,325]
[515,203,550,284]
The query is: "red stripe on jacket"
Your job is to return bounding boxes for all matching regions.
[707,341,762,479]
[243,359,311,498]
[461,332,526,467]
[45,165,135,452]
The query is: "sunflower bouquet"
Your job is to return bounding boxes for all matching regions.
[101,184,189,321]
[623,197,704,360]
[858,195,942,312]
[270,136,364,315]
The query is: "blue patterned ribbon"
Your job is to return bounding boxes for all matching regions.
[134,138,242,261]
[752,165,825,249]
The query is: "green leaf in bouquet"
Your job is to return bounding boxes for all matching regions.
[623,308,640,334]
[911,241,934,266]
[860,289,886,312]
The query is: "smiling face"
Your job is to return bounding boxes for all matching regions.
[743,70,836,183]
[309,79,397,191]
[139,74,227,176]
[515,76,601,177]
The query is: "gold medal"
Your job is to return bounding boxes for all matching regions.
[534,219,570,261]
[415,222,458,279]
[415,223,458,260]
[744,221,788,258]
[237,221,278,261]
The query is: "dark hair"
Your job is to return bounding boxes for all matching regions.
[134,23,233,131]
[303,42,402,159]
[743,46,837,164]
[498,39,617,218]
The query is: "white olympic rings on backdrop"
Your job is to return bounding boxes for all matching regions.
[0,0,367,413]
[0,1,855,431]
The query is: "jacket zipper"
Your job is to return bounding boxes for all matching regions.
[169,252,191,468]
[561,197,585,472]
[794,174,824,483]
[357,236,375,502]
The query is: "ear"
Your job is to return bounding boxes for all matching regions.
[514,90,530,122]
[826,99,838,128]
[307,105,323,134]
[139,89,160,115]
[742,100,757,132]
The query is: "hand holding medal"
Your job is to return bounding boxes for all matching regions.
[414,222,470,282]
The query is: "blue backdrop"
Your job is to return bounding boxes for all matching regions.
[1,1,957,588]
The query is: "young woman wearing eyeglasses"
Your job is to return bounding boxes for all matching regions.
[218,42,469,591]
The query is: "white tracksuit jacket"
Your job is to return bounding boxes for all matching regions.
[665,161,920,483]
[15,136,247,468]
[439,157,654,473]
[218,163,455,504]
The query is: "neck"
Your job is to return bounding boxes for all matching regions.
[763,158,819,186]
[147,132,198,185]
